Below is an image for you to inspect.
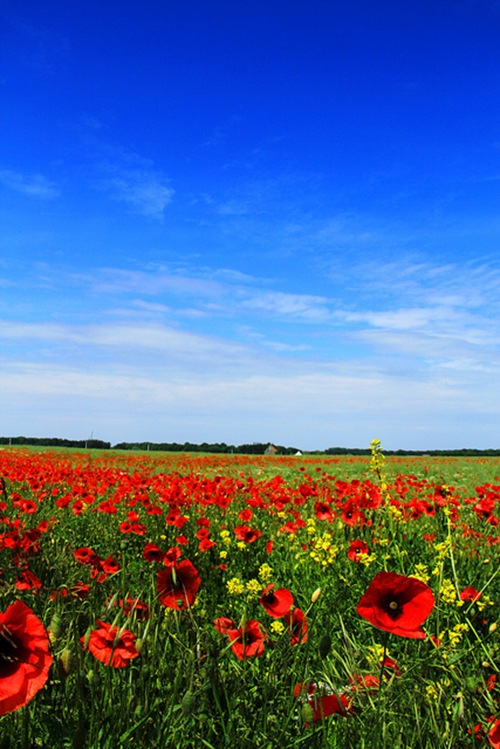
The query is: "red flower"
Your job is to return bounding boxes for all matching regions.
[234,525,262,543]
[82,621,139,668]
[199,537,216,552]
[100,556,120,575]
[0,601,53,715]
[142,542,164,563]
[489,718,500,749]
[460,586,482,603]
[73,546,99,565]
[260,584,294,619]
[214,616,236,634]
[163,546,182,566]
[295,682,350,722]
[15,569,42,592]
[284,607,308,645]
[347,539,369,562]
[225,620,266,660]
[156,559,200,610]
[117,596,150,620]
[349,673,380,691]
[356,571,434,639]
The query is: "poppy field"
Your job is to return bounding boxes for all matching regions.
[0,441,499,748]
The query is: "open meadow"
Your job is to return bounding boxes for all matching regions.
[0,443,499,748]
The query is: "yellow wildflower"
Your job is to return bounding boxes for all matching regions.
[226,577,245,595]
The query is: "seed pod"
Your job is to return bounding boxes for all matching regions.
[311,587,321,604]
[301,703,314,724]
[181,690,196,715]
[87,669,101,687]
[58,648,75,678]
[48,613,62,644]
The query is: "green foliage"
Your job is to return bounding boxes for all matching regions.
[0,448,498,748]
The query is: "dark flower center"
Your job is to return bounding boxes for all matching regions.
[0,626,22,671]
[385,599,402,620]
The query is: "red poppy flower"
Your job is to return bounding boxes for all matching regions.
[100,556,121,575]
[260,584,294,619]
[82,621,139,668]
[143,542,164,563]
[347,539,369,562]
[199,537,216,552]
[284,607,308,645]
[234,525,262,543]
[214,616,237,634]
[117,596,150,620]
[460,586,482,603]
[226,620,266,660]
[295,682,350,722]
[0,600,53,715]
[356,571,434,639]
[314,501,333,522]
[489,718,500,749]
[15,569,42,592]
[156,559,200,610]
[163,546,182,566]
[73,547,99,565]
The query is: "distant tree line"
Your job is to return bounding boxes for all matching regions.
[1,437,499,456]
[322,447,500,457]
[0,437,111,449]
[112,441,301,455]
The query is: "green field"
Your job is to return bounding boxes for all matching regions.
[0,445,498,748]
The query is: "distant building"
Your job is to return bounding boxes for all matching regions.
[264,444,278,455]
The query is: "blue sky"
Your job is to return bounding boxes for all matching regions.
[1,0,499,450]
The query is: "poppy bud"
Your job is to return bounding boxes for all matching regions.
[311,587,321,604]
[135,638,144,654]
[49,613,62,644]
[87,669,101,686]
[58,648,75,678]
[301,703,314,724]
[489,622,497,634]
[181,690,196,715]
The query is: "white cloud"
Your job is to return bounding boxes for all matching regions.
[98,167,173,219]
[84,137,174,219]
[0,169,60,199]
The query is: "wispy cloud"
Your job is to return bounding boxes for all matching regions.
[96,163,174,219]
[83,136,174,219]
[0,169,60,199]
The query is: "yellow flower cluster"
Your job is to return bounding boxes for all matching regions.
[439,579,458,605]
[476,594,494,611]
[434,538,452,561]
[426,684,439,701]
[306,518,317,535]
[368,643,390,666]
[219,529,232,547]
[447,622,469,647]
[226,577,245,595]
[258,563,272,582]
[309,532,338,567]
[355,552,377,567]
[412,564,431,584]
[387,504,403,520]
[270,620,285,635]
[246,579,262,598]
